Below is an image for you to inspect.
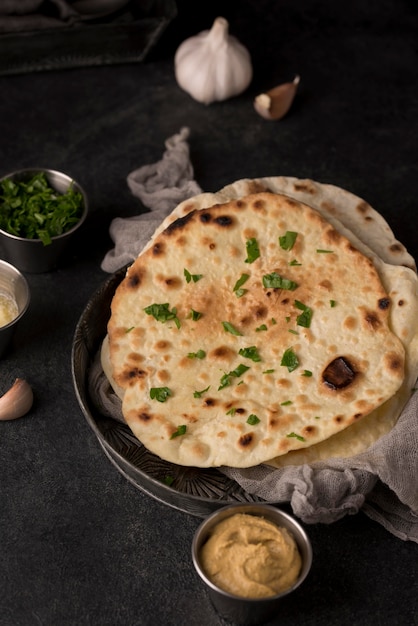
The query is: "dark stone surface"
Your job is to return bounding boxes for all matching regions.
[0,1,417,625]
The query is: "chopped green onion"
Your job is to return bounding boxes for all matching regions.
[247,414,260,425]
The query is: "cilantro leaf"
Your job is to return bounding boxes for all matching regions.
[245,238,260,263]
[144,303,180,328]
[222,321,242,336]
[279,231,298,251]
[294,300,313,328]
[233,273,250,298]
[238,346,261,362]
[184,268,203,283]
[218,363,250,390]
[286,432,306,442]
[280,347,299,372]
[150,387,172,402]
[170,425,187,439]
[187,349,206,359]
[262,272,298,291]
[193,386,210,398]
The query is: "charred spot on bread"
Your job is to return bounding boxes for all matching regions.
[322,357,356,390]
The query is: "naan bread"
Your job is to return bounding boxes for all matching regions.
[148,177,416,271]
[136,176,418,466]
[106,192,407,468]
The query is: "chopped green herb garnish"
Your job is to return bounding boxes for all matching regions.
[187,349,206,359]
[279,231,298,251]
[271,318,277,325]
[233,273,250,298]
[170,425,187,439]
[263,369,275,374]
[294,300,313,328]
[189,309,202,321]
[316,249,334,254]
[238,346,261,362]
[184,268,203,283]
[193,386,210,398]
[245,237,260,263]
[330,300,337,307]
[222,321,242,336]
[280,347,299,372]
[302,370,312,377]
[144,303,180,328]
[288,329,299,335]
[281,400,292,406]
[286,432,306,442]
[262,272,298,291]
[289,259,302,266]
[247,414,260,425]
[0,172,83,246]
[125,327,134,333]
[315,416,321,419]
[218,363,250,390]
[150,387,172,402]
[255,324,268,332]
[226,407,236,416]
[162,475,174,486]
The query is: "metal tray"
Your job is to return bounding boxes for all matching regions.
[0,0,177,76]
[71,267,264,517]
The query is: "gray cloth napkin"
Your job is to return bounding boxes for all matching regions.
[100,128,418,543]
[101,127,202,273]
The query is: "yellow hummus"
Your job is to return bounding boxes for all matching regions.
[200,513,302,599]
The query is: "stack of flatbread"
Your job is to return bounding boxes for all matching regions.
[102,177,418,470]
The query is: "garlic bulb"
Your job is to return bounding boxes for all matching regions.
[0,378,33,421]
[174,17,253,105]
[254,75,300,120]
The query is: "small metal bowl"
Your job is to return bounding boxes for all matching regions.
[0,168,88,273]
[192,503,312,626]
[0,259,30,357]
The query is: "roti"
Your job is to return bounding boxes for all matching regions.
[106,191,407,468]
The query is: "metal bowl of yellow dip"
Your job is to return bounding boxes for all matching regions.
[192,503,312,626]
[0,259,30,357]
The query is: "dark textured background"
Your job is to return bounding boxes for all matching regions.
[0,1,417,625]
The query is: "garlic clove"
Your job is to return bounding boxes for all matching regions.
[254,75,300,121]
[0,378,33,421]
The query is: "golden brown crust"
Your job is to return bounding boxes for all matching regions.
[107,192,407,468]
